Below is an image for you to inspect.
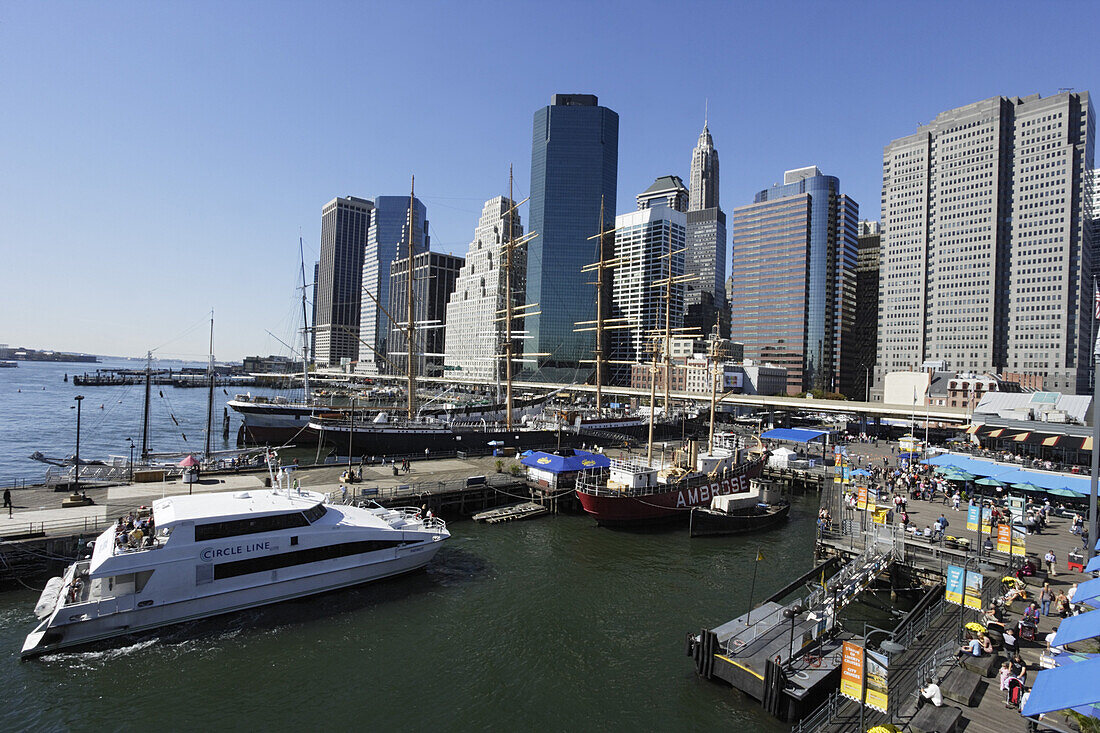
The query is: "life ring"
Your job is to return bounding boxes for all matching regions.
[795,671,810,680]
[733,639,746,648]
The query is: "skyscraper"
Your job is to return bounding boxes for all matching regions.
[443,196,526,382]
[359,196,429,374]
[685,121,727,340]
[610,196,686,384]
[388,251,464,378]
[854,221,881,401]
[636,175,688,212]
[314,196,373,368]
[878,92,1094,394]
[524,94,618,381]
[689,120,719,211]
[730,167,858,395]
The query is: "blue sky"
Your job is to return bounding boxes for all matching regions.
[1,1,1095,361]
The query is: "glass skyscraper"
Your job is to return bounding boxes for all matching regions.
[359,196,429,374]
[730,167,858,395]
[314,196,373,368]
[523,94,618,381]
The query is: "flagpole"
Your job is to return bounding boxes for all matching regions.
[747,548,761,624]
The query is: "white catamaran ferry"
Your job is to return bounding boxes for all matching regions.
[22,488,448,658]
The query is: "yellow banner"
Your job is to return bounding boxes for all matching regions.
[839,641,864,703]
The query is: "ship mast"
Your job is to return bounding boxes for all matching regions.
[406,175,416,420]
[497,172,540,427]
[708,338,719,455]
[578,199,631,414]
[505,169,515,429]
[204,311,215,459]
[298,236,311,401]
[141,350,152,461]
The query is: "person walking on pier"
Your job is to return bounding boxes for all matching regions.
[2,488,11,510]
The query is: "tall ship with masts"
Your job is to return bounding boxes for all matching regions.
[305,173,680,457]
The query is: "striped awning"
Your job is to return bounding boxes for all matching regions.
[987,428,1006,438]
[1084,437,1093,452]
[965,424,982,435]
[1013,432,1030,443]
[1042,435,1062,447]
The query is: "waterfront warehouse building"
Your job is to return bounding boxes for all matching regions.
[877,92,1094,395]
[686,120,729,341]
[359,196,429,374]
[314,196,373,368]
[610,192,687,384]
[388,251,464,379]
[729,167,859,395]
[443,196,526,382]
[523,94,619,382]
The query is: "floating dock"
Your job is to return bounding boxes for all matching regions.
[472,502,549,524]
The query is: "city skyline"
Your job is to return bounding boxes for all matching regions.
[2,2,1097,360]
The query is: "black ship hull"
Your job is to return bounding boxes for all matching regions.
[688,502,791,537]
[308,420,689,457]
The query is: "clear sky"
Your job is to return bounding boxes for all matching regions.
[2,1,1096,361]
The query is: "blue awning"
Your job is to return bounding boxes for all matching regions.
[1051,608,1100,647]
[919,452,1091,494]
[1022,655,1100,717]
[760,428,827,444]
[1088,555,1100,573]
[520,450,610,473]
[1075,577,1100,605]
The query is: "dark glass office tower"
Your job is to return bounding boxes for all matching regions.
[314,196,373,368]
[524,94,618,381]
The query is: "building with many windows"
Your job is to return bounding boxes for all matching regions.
[388,251,464,379]
[730,167,858,395]
[878,92,1094,395]
[523,94,618,381]
[359,196,429,374]
[443,197,526,382]
[685,121,728,340]
[314,196,373,368]
[610,196,686,384]
[854,221,881,401]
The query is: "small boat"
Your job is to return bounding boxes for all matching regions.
[21,474,448,659]
[688,478,790,537]
[0,360,17,368]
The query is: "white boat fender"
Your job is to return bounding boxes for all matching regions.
[34,577,65,619]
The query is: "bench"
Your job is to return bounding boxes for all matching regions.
[960,652,1000,678]
[910,704,963,733]
[939,667,982,706]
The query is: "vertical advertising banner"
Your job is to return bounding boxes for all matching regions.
[981,507,992,534]
[996,524,1012,554]
[1011,527,1026,557]
[864,649,889,713]
[966,504,980,532]
[963,570,983,610]
[857,486,868,511]
[840,641,864,703]
[945,565,964,605]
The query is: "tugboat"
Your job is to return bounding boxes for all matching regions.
[688,478,790,537]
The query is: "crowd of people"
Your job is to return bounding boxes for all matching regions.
[114,511,156,550]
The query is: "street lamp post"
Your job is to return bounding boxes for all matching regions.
[783,604,806,663]
[860,623,906,732]
[73,395,84,498]
[127,438,135,483]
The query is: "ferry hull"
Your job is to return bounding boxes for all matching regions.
[21,542,442,659]
[575,457,765,526]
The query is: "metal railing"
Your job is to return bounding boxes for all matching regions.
[793,689,846,733]
[1,513,108,541]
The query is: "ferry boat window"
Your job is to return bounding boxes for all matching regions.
[213,539,405,580]
[195,512,310,542]
[302,503,327,524]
